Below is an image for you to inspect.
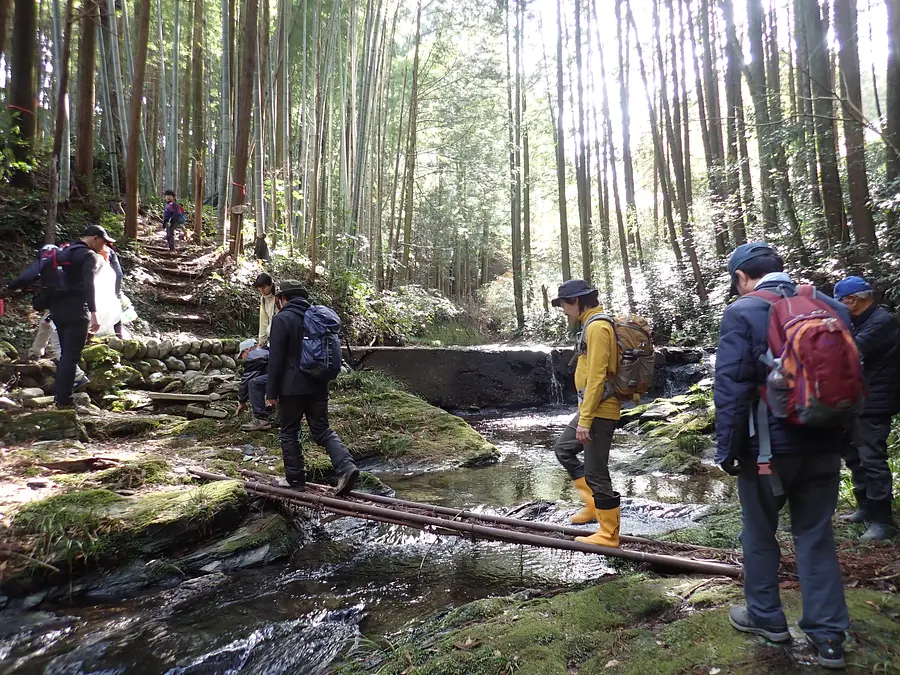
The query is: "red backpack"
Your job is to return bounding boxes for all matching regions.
[748,284,864,428]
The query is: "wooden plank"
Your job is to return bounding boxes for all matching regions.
[147,392,220,402]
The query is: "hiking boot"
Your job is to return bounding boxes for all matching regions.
[807,637,845,670]
[274,477,306,492]
[241,418,272,432]
[728,606,791,643]
[840,490,868,523]
[335,468,360,497]
[860,521,897,542]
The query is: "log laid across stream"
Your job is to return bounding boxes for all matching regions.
[188,468,745,578]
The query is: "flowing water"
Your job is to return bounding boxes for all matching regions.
[0,408,729,675]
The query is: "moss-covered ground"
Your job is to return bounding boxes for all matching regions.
[338,575,900,675]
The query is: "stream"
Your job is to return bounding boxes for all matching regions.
[0,407,730,675]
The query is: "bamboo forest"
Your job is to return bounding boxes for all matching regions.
[1,0,898,338]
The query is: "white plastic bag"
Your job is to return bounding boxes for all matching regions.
[94,259,122,335]
[120,293,138,324]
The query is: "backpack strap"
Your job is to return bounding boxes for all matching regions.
[568,312,613,368]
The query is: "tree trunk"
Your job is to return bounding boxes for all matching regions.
[573,0,592,285]
[9,0,37,187]
[50,0,71,202]
[217,0,232,239]
[46,0,74,242]
[401,1,422,284]
[554,0,571,281]
[834,0,878,258]
[597,13,634,312]
[0,0,10,58]
[179,0,193,198]
[192,0,203,237]
[615,0,639,263]
[509,0,524,329]
[125,0,151,239]
[886,0,900,184]
[800,0,846,247]
[229,0,260,256]
[73,0,98,199]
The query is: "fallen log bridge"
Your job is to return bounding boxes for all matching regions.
[188,468,743,578]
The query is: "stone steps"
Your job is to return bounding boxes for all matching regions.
[159,312,210,325]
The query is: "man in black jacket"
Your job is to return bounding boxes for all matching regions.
[265,280,359,495]
[834,276,899,541]
[7,225,109,407]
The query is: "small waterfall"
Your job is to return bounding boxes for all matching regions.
[546,352,564,405]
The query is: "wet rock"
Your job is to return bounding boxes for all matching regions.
[26,478,51,489]
[145,339,161,360]
[172,342,192,358]
[147,372,167,389]
[209,355,223,369]
[165,357,186,373]
[72,392,92,407]
[220,355,236,370]
[640,401,680,421]
[178,514,298,573]
[0,410,88,441]
[162,380,185,393]
[200,339,213,353]
[147,358,166,373]
[18,388,47,400]
[656,451,702,475]
[210,340,223,355]
[190,340,202,355]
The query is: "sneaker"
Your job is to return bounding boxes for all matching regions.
[274,477,306,492]
[807,637,845,670]
[728,606,791,643]
[73,376,90,392]
[839,508,868,524]
[334,468,360,497]
[241,418,272,432]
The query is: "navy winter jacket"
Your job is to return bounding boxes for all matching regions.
[265,296,328,399]
[852,305,900,417]
[714,280,853,464]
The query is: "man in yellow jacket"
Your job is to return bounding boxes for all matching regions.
[551,279,621,547]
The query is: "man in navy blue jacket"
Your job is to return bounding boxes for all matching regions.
[715,242,850,670]
[834,276,899,542]
[265,281,359,495]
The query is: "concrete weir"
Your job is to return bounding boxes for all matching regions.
[344,344,709,410]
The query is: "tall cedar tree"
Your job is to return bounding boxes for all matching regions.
[125,0,152,238]
[192,0,204,237]
[9,0,37,187]
[75,0,99,199]
[47,0,75,242]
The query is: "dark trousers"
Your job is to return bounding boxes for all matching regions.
[845,415,894,505]
[553,414,619,508]
[738,453,849,644]
[279,394,356,485]
[50,302,89,406]
[165,222,177,251]
[248,375,269,419]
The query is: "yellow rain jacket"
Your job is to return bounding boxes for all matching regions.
[575,306,621,427]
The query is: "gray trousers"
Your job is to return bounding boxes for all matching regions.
[845,415,894,504]
[553,414,619,509]
[738,453,849,644]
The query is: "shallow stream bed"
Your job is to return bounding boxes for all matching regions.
[1,408,729,675]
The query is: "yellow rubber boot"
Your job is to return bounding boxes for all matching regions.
[575,506,621,548]
[570,476,597,524]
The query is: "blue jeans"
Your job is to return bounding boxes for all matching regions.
[738,453,849,643]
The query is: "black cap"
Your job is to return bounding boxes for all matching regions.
[278,280,309,298]
[551,279,597,307]
[727,241,776,296]
[82,224,115,244]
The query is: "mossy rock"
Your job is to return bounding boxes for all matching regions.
[0,409,88,441]
[660,507,743,549]
[82,414,161,439]
[339,577,900,675]
[81,344,121,369]
[94,458,172,489]
[0,340,20,361]
[656,451,702,474]
[5,481,249,591]
[121,340,142,361]
[87,364,144,393]
[177,513,298,572]
[133,361,153,378]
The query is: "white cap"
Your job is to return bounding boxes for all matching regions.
[238,338,256,353]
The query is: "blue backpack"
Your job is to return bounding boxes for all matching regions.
[300,305,343,381]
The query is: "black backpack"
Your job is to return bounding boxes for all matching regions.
[33,242,87,309]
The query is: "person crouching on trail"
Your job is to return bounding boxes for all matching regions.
[550,279,621,548]
[265,280,359,495]
[236,338,272,431]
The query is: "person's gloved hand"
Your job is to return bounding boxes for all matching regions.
[720,456,742,476]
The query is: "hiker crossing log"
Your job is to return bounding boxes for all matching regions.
[188,469,743,578]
